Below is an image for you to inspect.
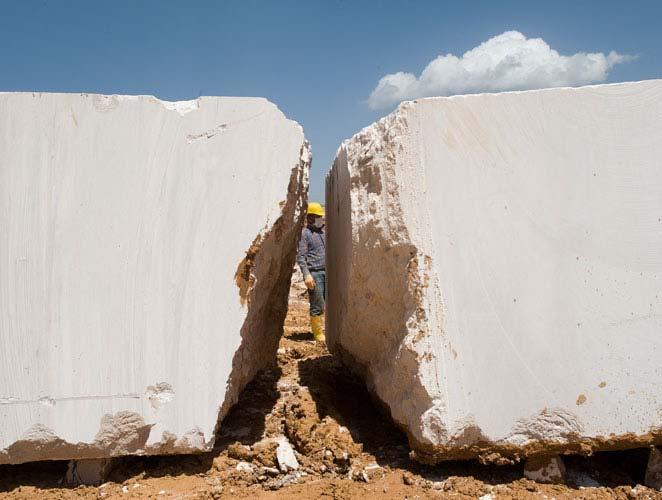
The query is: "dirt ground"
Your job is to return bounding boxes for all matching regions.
[0,275,660,499]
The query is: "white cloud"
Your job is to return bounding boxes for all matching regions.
[367,31,635,109]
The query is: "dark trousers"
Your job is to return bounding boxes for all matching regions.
[308,270,326,316]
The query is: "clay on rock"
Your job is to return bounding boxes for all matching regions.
[325,80,662,463]
[0,92,309,464]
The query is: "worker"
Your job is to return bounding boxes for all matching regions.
[296,202,326,342]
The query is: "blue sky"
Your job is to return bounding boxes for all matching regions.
[1,1,661,201]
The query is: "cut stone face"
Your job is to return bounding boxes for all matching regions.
[326,80,662,463]
[0,93,309,464]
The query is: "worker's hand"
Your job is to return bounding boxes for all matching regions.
[304,274,315,290]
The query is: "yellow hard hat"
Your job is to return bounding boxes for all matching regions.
[307,202,325,216]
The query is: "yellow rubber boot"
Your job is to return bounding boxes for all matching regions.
[310,315,325,342]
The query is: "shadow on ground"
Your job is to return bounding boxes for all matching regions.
[297,351,523,485]
[213,365,282,450]
[283,331,313,342]
[296,343,651,489]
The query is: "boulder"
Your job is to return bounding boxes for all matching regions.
[325,80,662,463]
[0,92,309,463]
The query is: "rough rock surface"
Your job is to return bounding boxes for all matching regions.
[0,92,309,464]
[326,80,662,463]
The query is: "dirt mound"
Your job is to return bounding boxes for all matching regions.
[0,274,659,498]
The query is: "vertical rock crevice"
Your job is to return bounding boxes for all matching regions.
[215,142,310,439]
[326,104,444,454]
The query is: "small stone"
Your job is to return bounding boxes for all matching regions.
[228,442,253,461]
[236,461,253,472]
[277,380,293,391]
[262,466,280,477]
[276,436,299,472]
[524,456,566,484]
[403,472,416,485]
[65,459,112,486]
[645,446,662,491]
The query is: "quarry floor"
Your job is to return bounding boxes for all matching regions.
[0,278,660,499]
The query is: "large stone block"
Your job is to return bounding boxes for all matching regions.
[0,93,309,464]
[326,80,662,463]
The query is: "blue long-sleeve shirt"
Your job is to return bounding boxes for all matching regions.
[297,225,325,276]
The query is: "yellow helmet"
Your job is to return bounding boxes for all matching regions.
[307,202,325,217]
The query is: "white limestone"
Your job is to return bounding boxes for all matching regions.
[326,80,662,462]
[524,456,566,484]
[276,435,300,472]
[0,92,309,464]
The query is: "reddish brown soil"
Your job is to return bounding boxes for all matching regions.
[0,277,659,499]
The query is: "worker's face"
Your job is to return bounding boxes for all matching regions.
[308,214,324,227]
